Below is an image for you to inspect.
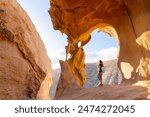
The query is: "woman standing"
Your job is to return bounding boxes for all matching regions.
[98,60,103,86]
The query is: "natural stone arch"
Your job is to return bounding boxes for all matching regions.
[72,23,120,86]
[83,27,121,87]
[62,23,120,87]
[49,0,150,93]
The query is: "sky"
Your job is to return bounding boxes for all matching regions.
[17,0,119,69]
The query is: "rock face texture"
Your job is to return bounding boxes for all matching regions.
[49,0,150,83]
[0,0,52,99]
[55,60,80,99]
[57,80,150,100]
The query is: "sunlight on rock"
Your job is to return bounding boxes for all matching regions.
[136,58,150,78]
[37,71,53,100]
[136,31,150,51]
[121,62,134,79]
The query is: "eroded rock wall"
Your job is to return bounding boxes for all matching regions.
[54,60,80,99]
[0,0,52,99]
[49,0,150,87]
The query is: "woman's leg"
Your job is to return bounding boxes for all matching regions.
[98,72,102,86]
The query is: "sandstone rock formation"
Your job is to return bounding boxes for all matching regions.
[0,0,52,99]
[51,59,122,98]
[49,0,150,99]
[54,61,150,100]
[57,80,150,100]
[49,0,150,83]
[55,60,80,99]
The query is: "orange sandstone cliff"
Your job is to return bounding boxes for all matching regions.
[49,0,150,99]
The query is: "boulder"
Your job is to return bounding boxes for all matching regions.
[0,0,52,99]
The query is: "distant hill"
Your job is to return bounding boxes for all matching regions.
[50,68,60,97]
[50,59,122,97]
[84,59,122,88]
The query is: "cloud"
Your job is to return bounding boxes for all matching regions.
[50,47,119,69]
[85,47,119,63]
[49,49,66,69]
